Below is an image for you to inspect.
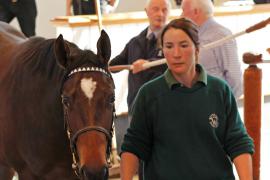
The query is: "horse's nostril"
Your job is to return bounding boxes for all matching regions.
[81,165,109,180]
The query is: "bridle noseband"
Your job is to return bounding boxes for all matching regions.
[61,66,115,177]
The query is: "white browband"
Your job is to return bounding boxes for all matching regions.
[68,67,109,77]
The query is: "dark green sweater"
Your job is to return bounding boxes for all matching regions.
[121,65,254,180]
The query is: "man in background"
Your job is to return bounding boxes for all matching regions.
[109,0,171,111]
[181,0,243,98]
[0,0,37,37]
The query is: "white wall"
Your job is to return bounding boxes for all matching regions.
[115,0,177,12]
[10,0,178,38]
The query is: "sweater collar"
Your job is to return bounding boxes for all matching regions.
[164,64,207,89]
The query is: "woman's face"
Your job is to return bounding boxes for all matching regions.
[162,28,198,76]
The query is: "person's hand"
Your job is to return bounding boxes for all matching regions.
[132,59,149,74]
[108,0,116,6]
[66,10,72,16]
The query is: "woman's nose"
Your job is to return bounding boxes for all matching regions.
[173,47,181,57]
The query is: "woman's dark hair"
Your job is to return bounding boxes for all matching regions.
[161,17,200,49]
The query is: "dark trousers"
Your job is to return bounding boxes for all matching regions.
[0,1,37,37]
[72,0,96,15]
[253,0,270,3]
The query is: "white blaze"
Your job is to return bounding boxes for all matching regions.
[80,78,97,101]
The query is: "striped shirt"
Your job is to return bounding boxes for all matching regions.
[198,17,243,98]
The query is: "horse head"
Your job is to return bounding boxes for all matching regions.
[54,30,114,180]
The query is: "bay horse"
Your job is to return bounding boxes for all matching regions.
[0,22,115,180]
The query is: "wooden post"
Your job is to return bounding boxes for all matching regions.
[94,0,103,32]
[244,64,262,180]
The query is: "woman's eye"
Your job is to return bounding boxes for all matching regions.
[179,42,189,48]
[165,44,173,49]
[181,44,188,48]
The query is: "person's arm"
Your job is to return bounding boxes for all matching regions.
[222,85,254,180]
[218,38,243,98]
[66,0,72,16]
[120,152,139,180]
[108,43,133,73]
[109,44,129,66]
[233,153,253,180]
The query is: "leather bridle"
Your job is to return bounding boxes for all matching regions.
[61,66,115,177]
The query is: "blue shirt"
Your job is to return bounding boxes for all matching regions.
[199,17,243,98]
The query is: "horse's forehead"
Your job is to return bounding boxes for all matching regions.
[65,73,113,98]
[80,77,97,101]
[80,73,112,88]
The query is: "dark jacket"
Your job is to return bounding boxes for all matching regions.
[253,0,270,4]
[72,0,96,15]
[109,28,167,109]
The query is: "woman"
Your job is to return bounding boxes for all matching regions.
[120,18,254,180]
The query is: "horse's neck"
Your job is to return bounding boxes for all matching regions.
[0,30,26,46]
[0,21,26,42]
[0,32,26,72]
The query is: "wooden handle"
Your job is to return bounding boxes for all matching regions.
[243,53,262,64]
[243,52,270,64]
[246,17,270,33]
[108,65,133,72]
[94,0,103,32]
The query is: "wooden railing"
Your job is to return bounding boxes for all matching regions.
[243,50,270,180]
[51,4,270,27]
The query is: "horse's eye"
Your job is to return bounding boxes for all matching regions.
[109,95,115,105]
[62,95,70,107]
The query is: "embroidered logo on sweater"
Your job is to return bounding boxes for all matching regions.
[209,114,219,128]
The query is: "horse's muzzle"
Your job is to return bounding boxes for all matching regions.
[81,165,108,180]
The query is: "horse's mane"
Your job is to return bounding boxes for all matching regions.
[11,37,63,80]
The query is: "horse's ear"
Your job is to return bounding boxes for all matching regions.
[97,30,111,66]
[54,34,70,69]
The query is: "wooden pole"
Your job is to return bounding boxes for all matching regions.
[243,55,262,180]
[94,0,103,32]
